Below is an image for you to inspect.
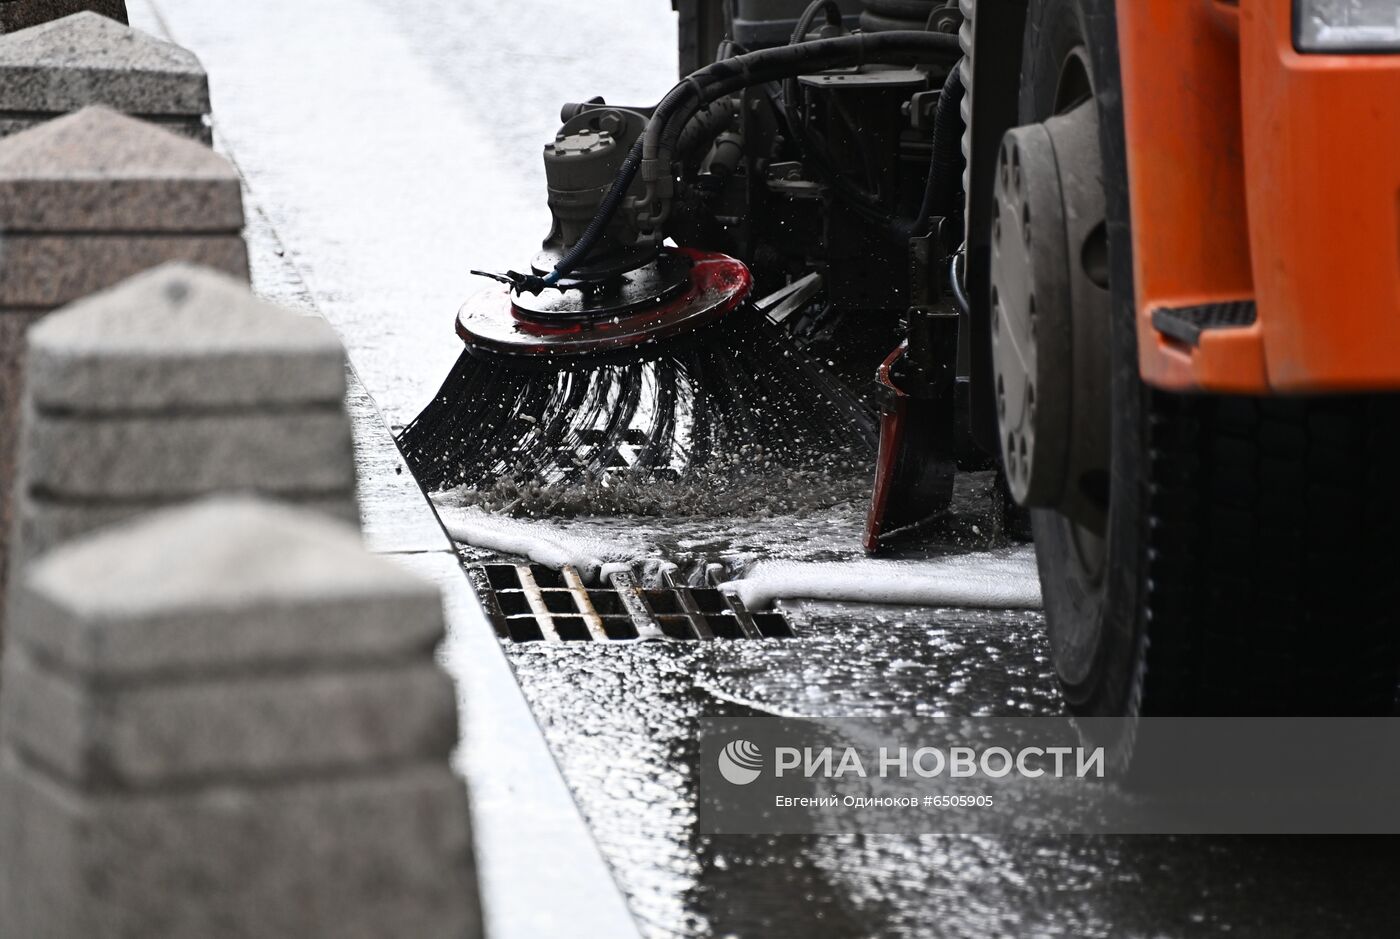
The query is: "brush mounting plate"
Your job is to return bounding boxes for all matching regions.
[457,247,752,366]
[512,252,691,323]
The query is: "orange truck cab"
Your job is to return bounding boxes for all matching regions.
[1121,0,1400,394]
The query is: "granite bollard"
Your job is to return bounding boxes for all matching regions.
[0,12,212,142]
[0,0,126,33]
[0,107,249,609]
[0,107,245,301]
[8,263,360,584]
[0,498,482,938]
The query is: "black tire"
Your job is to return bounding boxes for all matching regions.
[1021,0,1400,766]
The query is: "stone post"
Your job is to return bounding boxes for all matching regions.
[0,12,212,142]
[0,0,126,32]
[0,497,483,938]
[0,106,249,613]
[8,261,360,590]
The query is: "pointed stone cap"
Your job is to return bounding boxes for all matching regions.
[27,263,346,412]
[12,497,444,677]
[0,105,241,231]
[0,12,203,113]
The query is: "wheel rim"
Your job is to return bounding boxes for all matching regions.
[994,42,1115,689]
[990,46,1111,533]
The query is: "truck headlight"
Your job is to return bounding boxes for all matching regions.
[1295,0,1400,53]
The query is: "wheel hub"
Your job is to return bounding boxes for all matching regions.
[990,97,1111,533]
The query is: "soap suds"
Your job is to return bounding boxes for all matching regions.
[441,508,652,582]
[718,549,1042,610]
[442,505,1041,610]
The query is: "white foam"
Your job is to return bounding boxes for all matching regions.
[440,508,651,583]
[719,548,1043,610]
[441,506,1042,608]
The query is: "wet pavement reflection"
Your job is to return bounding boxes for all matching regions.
[505,600,1399,938]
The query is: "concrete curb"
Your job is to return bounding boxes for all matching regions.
[250,141,647,939]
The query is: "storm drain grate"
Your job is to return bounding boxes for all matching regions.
[469,563,794,643]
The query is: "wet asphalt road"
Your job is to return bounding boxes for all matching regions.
[135,1,1400,935]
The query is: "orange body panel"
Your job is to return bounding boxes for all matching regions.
[1239,1,1400,390]
[1118,0,1400,393]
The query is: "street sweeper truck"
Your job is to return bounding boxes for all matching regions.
[400,0,1400,763]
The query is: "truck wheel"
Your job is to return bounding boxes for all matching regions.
[999,0,1400,768]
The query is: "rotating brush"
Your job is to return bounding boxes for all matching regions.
[397,26,961,510]
[397,248,878,509]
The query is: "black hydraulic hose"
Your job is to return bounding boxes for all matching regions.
[537,82,696,289]
[950,250,970,317]
[782,1,846,210]
[790,0,844,44]
[780,19,954,238]
[910,65,965,237]
[532,30,962,290]
[536,136,644,289]
[675,96,741,169]
[652,33,961,161]
[785,3,846,136]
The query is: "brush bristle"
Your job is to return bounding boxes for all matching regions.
[397,315,877,514]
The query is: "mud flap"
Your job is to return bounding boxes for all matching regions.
[864,343,957,554]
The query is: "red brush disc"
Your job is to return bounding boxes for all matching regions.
[456,247,752,364]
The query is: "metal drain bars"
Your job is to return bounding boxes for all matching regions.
[470,563,794,643]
